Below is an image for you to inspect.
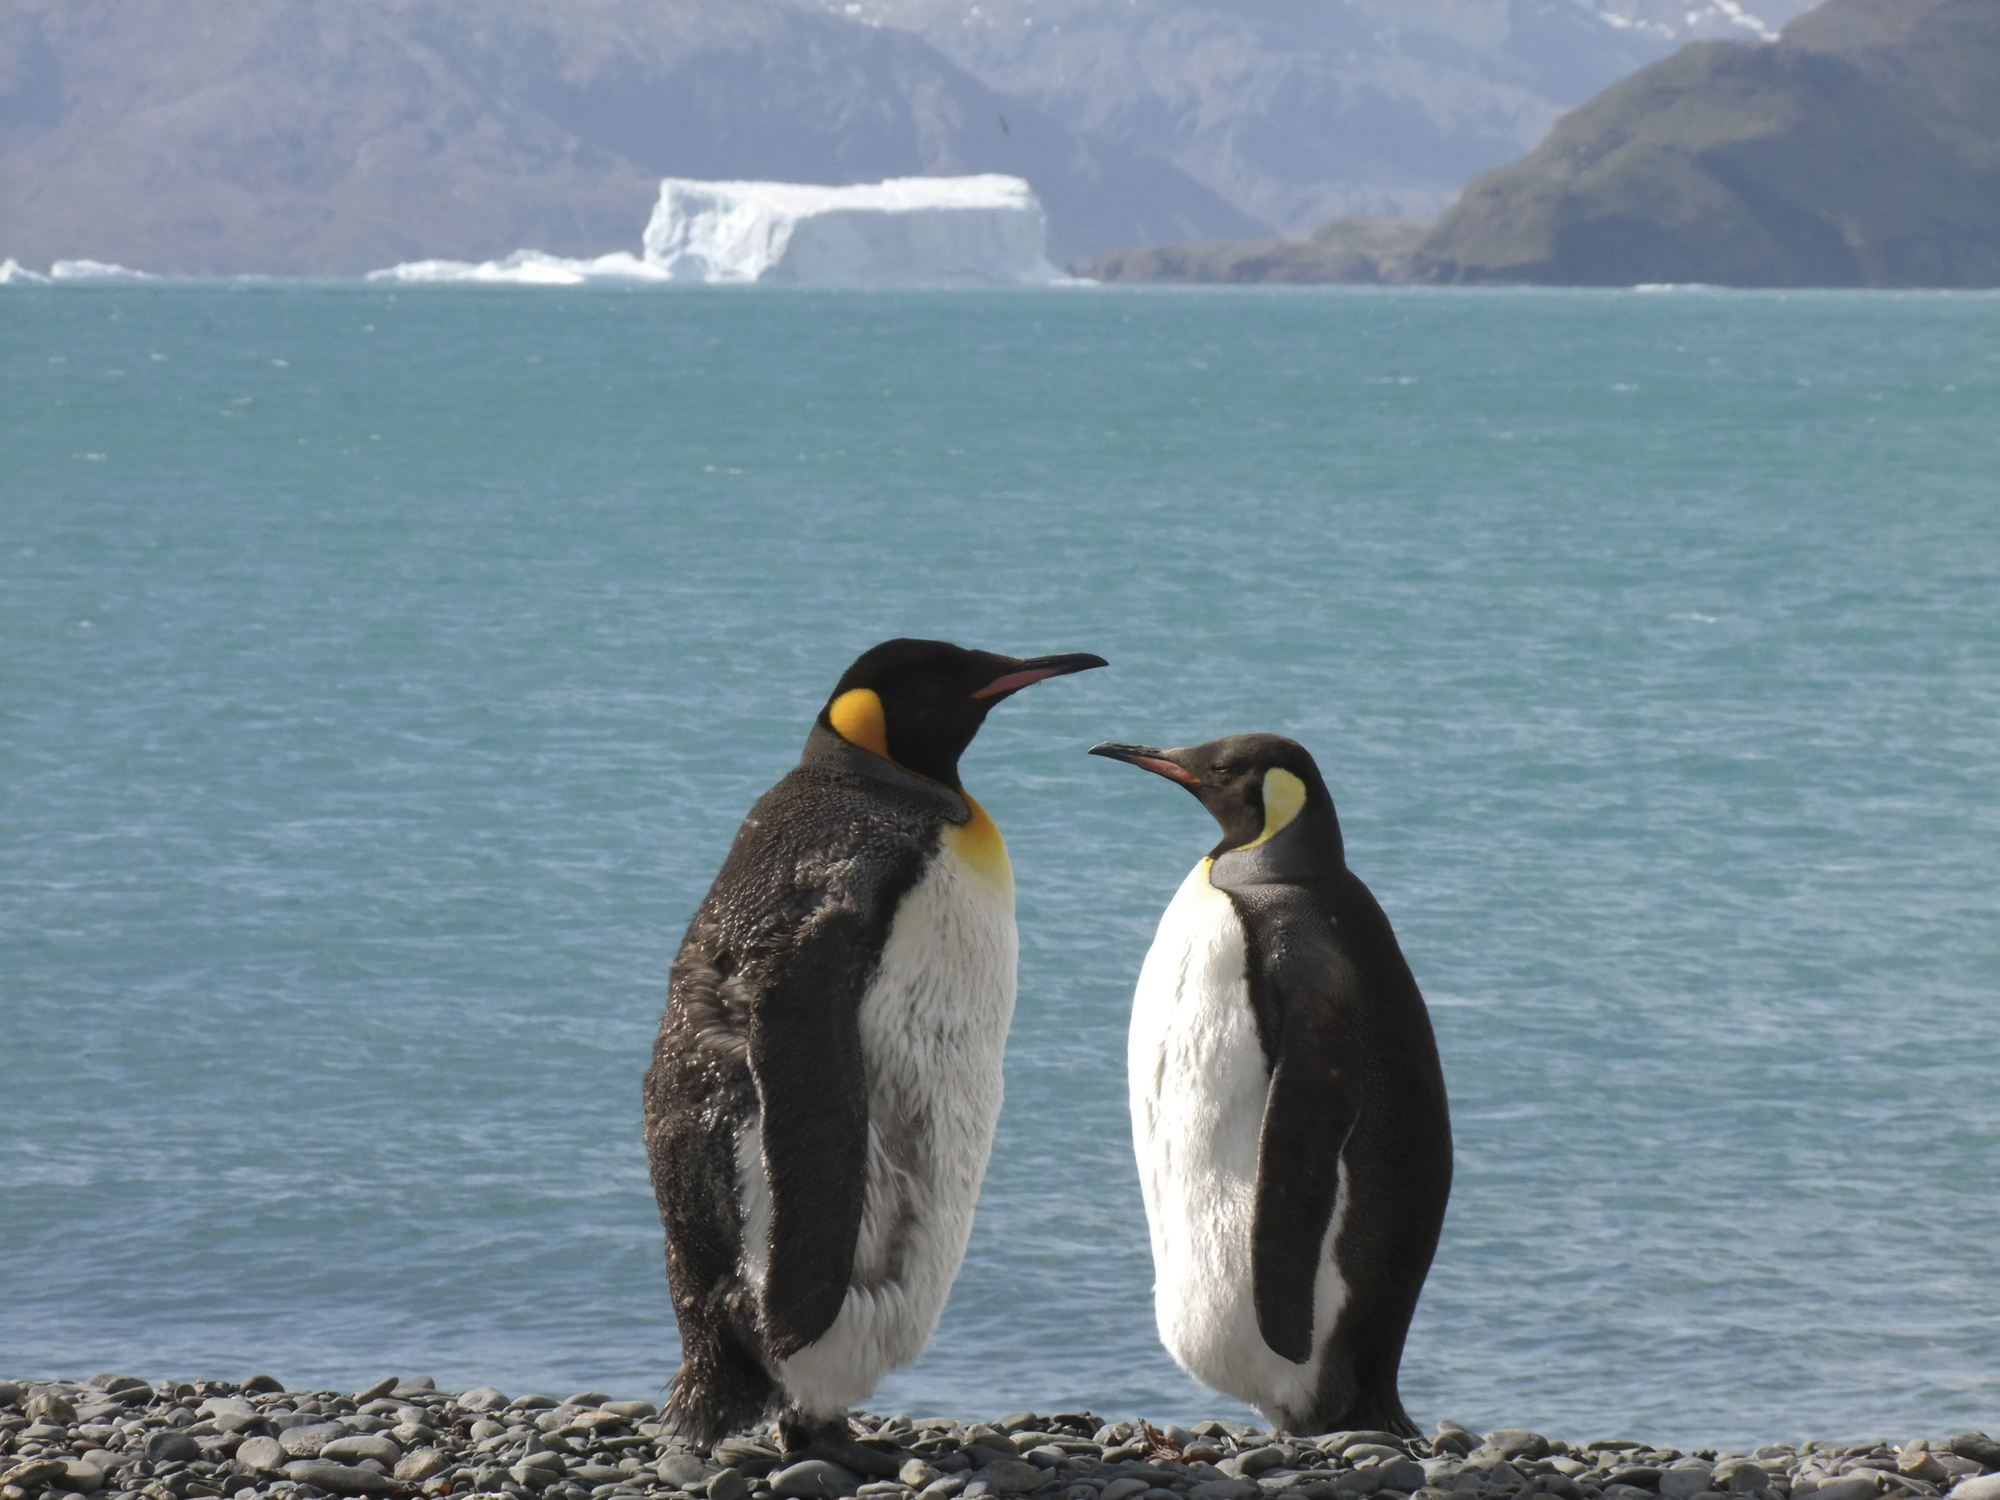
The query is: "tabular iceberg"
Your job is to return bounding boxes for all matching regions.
[642,176,1063,285]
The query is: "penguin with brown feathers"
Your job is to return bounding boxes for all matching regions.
[1091,732,1450,1437]
[645,638,1106,1466]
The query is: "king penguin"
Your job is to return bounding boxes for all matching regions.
[1089,733,1451,1437]
[645,638,1106,1464]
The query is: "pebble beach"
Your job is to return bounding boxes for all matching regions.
[4,1379,1997,1500]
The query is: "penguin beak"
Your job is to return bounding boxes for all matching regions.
[1088,742,1201,785]
[971,652,1110,700]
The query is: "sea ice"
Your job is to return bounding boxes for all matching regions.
[640,175,1062,285]
[49,259,154,280]
[365,249,670,285]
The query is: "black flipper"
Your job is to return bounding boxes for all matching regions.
[1251,1016,1360,1362]
[751,895,889,1359]
[1223,880,1363,1364]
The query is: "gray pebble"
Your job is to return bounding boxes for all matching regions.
[238,1437,290,1473]
[28,1395,81,1426]
[1948,1442,2000,1474]
[771,1460,863,1500]
[283,1460,399,1496]
[320,1437,403,1466]
[1102,1482,1153,1500]
[974,1462,1043,1496]
[658,1455,715,1490]
[900,1464,941,1489]
[1662,1470,1716,1500]
[279,1424,349,1459]
[710,1469,752,1500]
[59,1461,107,1493]
[395,1449,453,1483]
[147,1432,205,1464]
[1949,1484,2000,1500]
[1237,1454,1293,1480]
[1191,1483,1262,1500]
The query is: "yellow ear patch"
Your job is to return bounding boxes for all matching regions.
[1244,766,1308,848]
[944,792,1013,891]
[828,688,890,758]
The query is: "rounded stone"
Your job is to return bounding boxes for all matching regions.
[1661,1470,1715,1500]
[236,1440,288,1474]
[279,1426,349,1460]
[710,1469,752,1500]
[146,1435,204,1466]
[771,1460,863,1500]
[1379,1463,1429,1494]
[974,1463,1043,1496]
[1191,1483,1262,1500]
[320,1440,402,1468]
[2,1461,70,1490]
[394,1451,452,1484]
[1947,1481,2000,1500]
[27,1395,80,1426]
[657,1455,714,1489]
[283,1461,399,1496]
[1239,1453,1292,1479]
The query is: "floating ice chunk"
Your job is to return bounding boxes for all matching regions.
[1,258,51,284]
[50,259,154,280]
[365,250,670,285]
[641,175,1063,285]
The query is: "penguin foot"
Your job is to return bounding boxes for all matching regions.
[778,1415,908,1479]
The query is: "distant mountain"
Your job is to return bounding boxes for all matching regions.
[845,0,1818,234]
[0,0,1261,275]
[1410,0,2000,286]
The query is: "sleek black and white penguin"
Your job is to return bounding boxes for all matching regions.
[645,638,1106,1462]
[1089,733,1451,1437]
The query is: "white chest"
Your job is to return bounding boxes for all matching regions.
[758,830,1018,1416]
[1126,858,1348,1424]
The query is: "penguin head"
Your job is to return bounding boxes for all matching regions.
[1089,732,1343,864]
[819,638,1108,788]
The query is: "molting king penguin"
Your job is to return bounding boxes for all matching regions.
[1089,733,1451,1437]
[645,638,1106,1464]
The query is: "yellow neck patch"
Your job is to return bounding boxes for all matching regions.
[828,687,891,759]
[943,792,1013,891]
[1242,766,1308,849]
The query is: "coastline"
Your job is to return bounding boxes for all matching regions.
[4,1379,1997,1500]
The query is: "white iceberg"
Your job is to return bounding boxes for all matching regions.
[366,249,670,285]
[641,175,1062,285]
[50,259,155,280]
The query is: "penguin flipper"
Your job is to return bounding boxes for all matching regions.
[1248,909,1362,1365]
[749,899,893,1361]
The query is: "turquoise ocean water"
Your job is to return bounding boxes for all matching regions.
[3,283,1997,1447]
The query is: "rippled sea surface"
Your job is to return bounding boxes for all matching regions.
[4,283,1996,1448]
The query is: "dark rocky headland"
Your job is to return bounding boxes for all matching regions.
[1088,0,2000,289]
[5,1377,1999,1500]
